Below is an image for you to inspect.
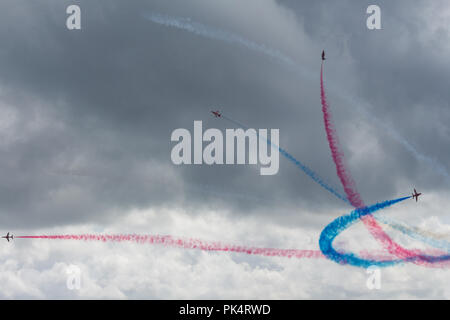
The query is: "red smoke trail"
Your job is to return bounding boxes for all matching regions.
[320,63,364,209]
[17,234,324,259]
[319,62,442,266]
[17,234,403,261]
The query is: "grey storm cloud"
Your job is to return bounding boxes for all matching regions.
[0,0,448,230]
[0,0,450,300]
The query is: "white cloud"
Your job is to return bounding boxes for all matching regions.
[1,201,449,299]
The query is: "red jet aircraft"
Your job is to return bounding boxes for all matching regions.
[2,232,13,242]
[211,110,222,118]
[412,188,422,202]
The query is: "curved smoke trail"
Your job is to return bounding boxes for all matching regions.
[320,63,364,209]
[319,196,450,268]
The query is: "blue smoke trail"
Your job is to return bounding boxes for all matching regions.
[143,13,295,66]
[374,214,450,252]
[222,114,350,204]
[143,12,450,185]
[277,148,350,204]
[319,196,450,268]
[320,197,410,268]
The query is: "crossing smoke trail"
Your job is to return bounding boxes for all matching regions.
[320,197,408,268]
[21,117,449,267]
[320,196,450,268]
[143,13,295,66]
[375,214,450,252]
[216,65,450,268]
[321,62,418,262]
[20,18,448,268]
[320,62,450,267]
[223,109,449,267]
[34,66,443,268]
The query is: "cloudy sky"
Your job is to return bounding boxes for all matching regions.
[0,0,449,299]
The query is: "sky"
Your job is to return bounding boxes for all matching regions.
[0,0,449,299]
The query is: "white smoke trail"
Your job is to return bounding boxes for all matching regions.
[356,102,450,183]
[143,12,295,66]
[375,213,450,252]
